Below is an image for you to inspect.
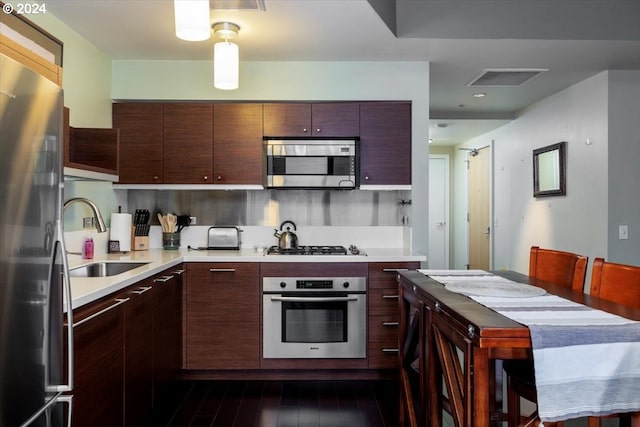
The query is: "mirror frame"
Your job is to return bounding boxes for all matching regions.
[533,141,566,197]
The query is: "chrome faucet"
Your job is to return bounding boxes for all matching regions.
[63,197,107,233]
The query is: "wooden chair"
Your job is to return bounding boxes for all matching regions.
[505,246,588,427]
[586,258,640,427]
[528,245,588,292]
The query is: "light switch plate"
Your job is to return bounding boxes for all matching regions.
[619,225,629,240]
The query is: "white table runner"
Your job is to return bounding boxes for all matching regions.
[419,269,640,422]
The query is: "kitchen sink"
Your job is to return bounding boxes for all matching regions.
[69,261,150,278]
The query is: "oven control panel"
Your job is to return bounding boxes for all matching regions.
[297,280,333,289]
[263,277,367,293]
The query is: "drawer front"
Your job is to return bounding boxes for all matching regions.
[368,288,400,316]
[368,341,400,369]
[368,315,399,342]
[368,262,420,289]
[368,314,399,369]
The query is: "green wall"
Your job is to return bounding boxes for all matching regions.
[28,12,112,127]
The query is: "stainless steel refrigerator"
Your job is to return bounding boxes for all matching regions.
[0,53,73,426]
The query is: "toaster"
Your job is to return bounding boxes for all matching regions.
[207,226,241,250]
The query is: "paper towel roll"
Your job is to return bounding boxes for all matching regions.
[110,213,132,252]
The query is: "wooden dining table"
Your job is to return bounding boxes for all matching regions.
[396,269,640,427]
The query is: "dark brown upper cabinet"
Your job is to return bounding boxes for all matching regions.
[163,103,213,184]
[65,107,119,178]
[213,103,263,185]
[113,103,164,184]
[359,102,412,186]
[263,102,359,137]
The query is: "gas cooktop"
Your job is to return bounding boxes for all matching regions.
[266,245,363,256]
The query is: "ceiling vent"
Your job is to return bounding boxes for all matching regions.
[210,0,266,11]
[468,68,548,87]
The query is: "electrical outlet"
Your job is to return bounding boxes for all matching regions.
[619,225,629,240]
[189,216,197,225]
[83,217,94,229]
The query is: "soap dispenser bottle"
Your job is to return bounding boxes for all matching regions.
[82,237,94,259]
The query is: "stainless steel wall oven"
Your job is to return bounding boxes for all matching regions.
[262,276,366,359]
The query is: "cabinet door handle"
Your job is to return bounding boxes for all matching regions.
[132,286,152,295]
[382,348,399,353]
[382,268,409,272]
[73,298,129,328]
[209,268,236,273]
[153,275,175,283]
[382,295,399,300]
[382,321,399,327]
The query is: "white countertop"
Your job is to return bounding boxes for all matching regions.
[67,248,425,310]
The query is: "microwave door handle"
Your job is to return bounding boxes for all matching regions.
[270,296,358,303]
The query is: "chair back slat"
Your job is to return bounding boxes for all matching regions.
[590,258,640,308]
[529,246,588,292]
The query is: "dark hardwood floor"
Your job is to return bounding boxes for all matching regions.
[151,380,399,427]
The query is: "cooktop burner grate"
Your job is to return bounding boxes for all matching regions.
[266,245,348,255]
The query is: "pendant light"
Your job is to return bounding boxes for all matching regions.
[174,0,210,41]
[212,22,240,90]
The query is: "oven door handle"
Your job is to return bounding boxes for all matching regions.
[270,296,359,302]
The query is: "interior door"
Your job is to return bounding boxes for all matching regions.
[428,155,449,269]
[467,147,491,270]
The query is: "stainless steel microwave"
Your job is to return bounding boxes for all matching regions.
[263,138,359,189]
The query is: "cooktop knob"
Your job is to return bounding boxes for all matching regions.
[280,281,287,289]
[342,281,350,289]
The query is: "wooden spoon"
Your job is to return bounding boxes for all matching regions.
[157,213,166,232]
[167,213,177,233]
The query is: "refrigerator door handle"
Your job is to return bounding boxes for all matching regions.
[54,219,74,393]
[18,394,73,427]
[57,395,73,427]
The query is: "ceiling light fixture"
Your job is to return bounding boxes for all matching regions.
[212,22,240,90]
[211,0,266,11]
[174,0,211,41]
[473,92,486,98]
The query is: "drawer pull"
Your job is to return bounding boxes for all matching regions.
[132,286,152,295]
[382,348,399,353]
[209,268,236,273]
[153,275,174,283]
[382,295,399,300]
[382,268,408,272]
[74,298,129,328]
[382,321,399,327]
[172,269,185,275]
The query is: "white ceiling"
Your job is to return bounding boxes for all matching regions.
[39,0,640,146]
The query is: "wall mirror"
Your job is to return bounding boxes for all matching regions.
[533,141,566,197]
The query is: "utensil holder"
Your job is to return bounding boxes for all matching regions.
[162,232,180,250]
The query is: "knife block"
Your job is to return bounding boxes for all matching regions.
[131,226,149,251]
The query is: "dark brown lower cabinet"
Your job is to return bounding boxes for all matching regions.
[368,262,420,369]
[124,283,154,427]
[184,263,260,369]
[70,265,182,427]
[153,266,183,406]
[71,296,127,427]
